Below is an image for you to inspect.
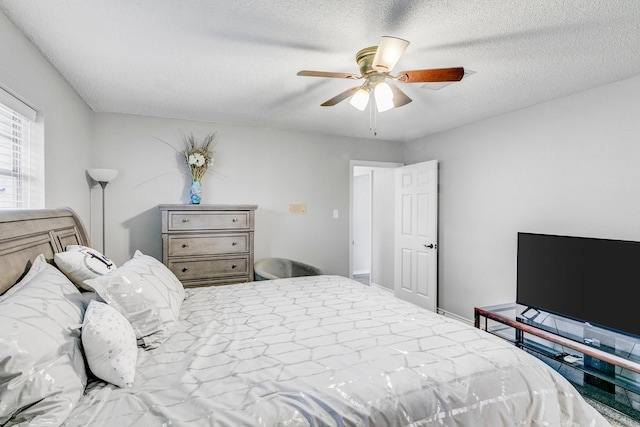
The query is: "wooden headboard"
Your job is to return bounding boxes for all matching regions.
[0,207,90,294]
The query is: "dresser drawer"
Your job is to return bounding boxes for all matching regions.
[167,211,250,231]
[166,233,249,257]
[180,276,249,288]
[160,204,257,287]
[168,255,249,281]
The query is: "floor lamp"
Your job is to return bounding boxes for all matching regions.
[87,168,118,255]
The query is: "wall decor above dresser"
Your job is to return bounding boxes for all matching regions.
[159,204,257,287]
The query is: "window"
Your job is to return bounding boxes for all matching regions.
[0,88,41,209]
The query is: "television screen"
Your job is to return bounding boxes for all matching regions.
[516,232,640,338]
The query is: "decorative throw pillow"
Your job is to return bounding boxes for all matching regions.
[0,257,87,426]
[85,250,185,349]
[81,300,138,387]
[54,245,117,291]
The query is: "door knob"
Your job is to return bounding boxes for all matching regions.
[424,243,437,249]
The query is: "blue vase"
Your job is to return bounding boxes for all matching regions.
[190,180,202,204]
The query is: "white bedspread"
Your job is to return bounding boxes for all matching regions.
[64,275,609,426]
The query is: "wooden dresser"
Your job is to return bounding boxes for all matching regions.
[159,204,257,287]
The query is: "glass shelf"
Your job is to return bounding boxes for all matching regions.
[475,303,640,419]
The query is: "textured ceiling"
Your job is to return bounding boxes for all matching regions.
[1,0,640,142]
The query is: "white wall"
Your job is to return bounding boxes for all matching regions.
[370,167,396,289]
[405,75,640,321]
[92,113,404,273]
[0,12,93,221]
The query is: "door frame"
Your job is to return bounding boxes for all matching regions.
[349,160,403,281]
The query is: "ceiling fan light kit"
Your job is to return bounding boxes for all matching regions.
[374,81,394,112]
[297,36,465,115]
[349,87,370,111]
[371,36,409,72]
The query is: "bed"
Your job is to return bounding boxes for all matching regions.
[0,208,611,426]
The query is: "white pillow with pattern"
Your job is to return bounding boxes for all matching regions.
[85,250,185,349]
[54,245,117,291]
[81,300,138,387]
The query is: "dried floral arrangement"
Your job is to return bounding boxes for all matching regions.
[182,132,216,182]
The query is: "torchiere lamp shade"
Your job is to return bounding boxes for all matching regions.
[88,168,118,184]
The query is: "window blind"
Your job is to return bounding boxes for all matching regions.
[0,94,33,209]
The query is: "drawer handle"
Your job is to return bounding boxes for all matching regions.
[232,217,238,222]
[182,218,189,223]
[182,243,188,248]
[181,267,188,272]
[232,241,238,246]
[231,264,237,269]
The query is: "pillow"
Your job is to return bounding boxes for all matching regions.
[0,254,49,302]
[85,250,185,349]
[54,244,117,291]
[81,300,138,387]
[0,257,87,425]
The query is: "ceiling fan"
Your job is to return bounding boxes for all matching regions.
[297,36,464,112]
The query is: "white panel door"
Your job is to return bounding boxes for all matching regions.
[394,160,438,311]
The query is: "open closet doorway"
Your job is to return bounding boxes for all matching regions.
[350,161,402,291]
[350,160,439,312]
[352,168,371,284]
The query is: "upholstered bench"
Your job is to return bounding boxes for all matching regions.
[254,257,322,281]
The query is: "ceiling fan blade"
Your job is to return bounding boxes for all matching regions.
[372,36,409,72]
[389,83,412,108]
[396,67,465,83]
[297,70,360,79]
[320,87,360,106]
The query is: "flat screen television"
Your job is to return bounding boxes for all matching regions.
[516,232,640,338]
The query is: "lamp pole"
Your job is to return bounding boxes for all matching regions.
[87,168,118,255]
[98,180,108,254]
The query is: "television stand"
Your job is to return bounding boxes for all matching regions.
[475,303,640,420]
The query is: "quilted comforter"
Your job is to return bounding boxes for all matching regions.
[63,275,609,426]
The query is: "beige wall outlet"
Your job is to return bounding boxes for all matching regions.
[289,203,307,215]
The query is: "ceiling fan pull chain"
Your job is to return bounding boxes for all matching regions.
[369,97,377,136]
[374,109,377,136]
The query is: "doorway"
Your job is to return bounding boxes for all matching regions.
[349,160,402,291]
[350,160,439,312]
[352,169,371,285]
